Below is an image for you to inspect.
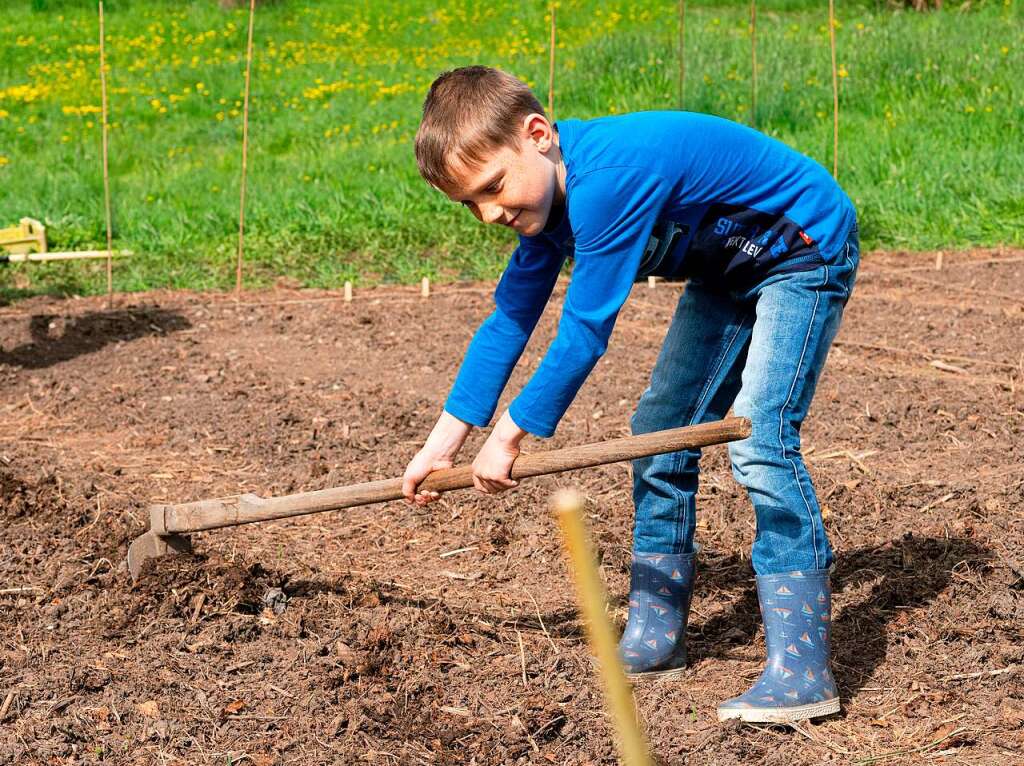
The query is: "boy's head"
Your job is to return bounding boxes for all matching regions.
[415,66,563,237]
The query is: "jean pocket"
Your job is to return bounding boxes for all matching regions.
[836,240,860,302]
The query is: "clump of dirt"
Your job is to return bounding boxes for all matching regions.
[0,469,63,521]
[132,554,278,619]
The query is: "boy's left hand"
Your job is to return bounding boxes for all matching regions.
[471,410,528,494]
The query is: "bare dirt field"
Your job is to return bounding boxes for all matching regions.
[1,249,1023,765]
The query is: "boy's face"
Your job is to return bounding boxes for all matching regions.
[443,114,563,237]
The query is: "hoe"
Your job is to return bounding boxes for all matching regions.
[127,417,750,579]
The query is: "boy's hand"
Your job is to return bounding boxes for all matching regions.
[471,410,528,495]
[402,449,455,506]
[402,411,472,506]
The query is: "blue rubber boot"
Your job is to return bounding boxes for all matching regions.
[717,570,840,722]
[618,550,696,680]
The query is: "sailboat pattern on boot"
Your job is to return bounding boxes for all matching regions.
[718,570,838,712]
[618,551,696,675]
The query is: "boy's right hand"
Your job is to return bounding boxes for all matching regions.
[401,410,472,506]
[402,449,454,506]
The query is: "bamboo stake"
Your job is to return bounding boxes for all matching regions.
[750,0,758,127]
[548,0,557,118]
[235,0,257,298]
[98,1,114,308]
[828,0,839,177]
[552,489,654,766]
[678,0,686,109]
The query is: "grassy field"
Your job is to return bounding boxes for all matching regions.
[0,0,1021,299]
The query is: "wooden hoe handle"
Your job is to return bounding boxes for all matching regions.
[150,417,750,535]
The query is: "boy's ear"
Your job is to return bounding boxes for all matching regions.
[522,113,555,153]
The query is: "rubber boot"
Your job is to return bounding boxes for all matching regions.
[617,550,696,680]
[717,570,840,723]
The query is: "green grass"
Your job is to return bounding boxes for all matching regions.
[0,0,1021,299]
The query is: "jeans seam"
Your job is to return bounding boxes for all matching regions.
[776,266,826,571]
[688,312,748,424]
[840,240,854,299]
[670,312,748,551]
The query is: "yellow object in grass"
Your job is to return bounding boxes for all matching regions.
[0,217,47,255]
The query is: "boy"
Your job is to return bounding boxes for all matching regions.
[401,66,858,724]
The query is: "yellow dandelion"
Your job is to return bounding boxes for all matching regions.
[0,156,9,166]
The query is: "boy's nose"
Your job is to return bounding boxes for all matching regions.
[480,202,506,225]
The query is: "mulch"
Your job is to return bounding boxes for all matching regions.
[1,248,1022,765]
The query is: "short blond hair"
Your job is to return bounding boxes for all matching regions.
[415,66,546,191]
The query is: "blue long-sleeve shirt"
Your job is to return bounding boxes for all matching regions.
[445,111,856,437]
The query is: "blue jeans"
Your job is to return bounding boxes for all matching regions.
[631,226,860,575]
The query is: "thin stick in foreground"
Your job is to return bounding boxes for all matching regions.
[553,489,653,766]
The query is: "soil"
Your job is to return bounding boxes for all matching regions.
[1,248,1022,765]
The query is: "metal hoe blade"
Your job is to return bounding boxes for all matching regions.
[127,530,192,581]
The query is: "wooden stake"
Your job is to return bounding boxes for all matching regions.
[343,280,352,302]
[548,0,557,119]
[828,0,839,178]
[647,276,657,289]
[421,276,430,298]
[98,1,114,308]
[552,490,654,766]
[235,0,257,298]
[678,0,686,109]
[934,251,944,271]
[750,0,758,127]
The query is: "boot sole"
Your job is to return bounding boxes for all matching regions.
[716,698,840,723]
[625,664,688,681]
